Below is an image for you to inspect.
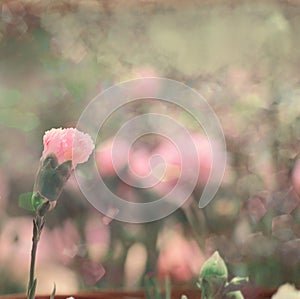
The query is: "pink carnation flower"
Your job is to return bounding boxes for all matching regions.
[157,232,205,282]
[42,128,94,168]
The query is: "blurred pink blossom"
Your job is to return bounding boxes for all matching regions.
[96,138,129,177]
[96,133,218,203]
[157,231,205,282]
[152,134,214,197]
[42,128,94,168]
[128,147,153,179]
[85,213,110,262]
[79,257,105,286]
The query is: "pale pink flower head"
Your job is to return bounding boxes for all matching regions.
[42,128,95,168]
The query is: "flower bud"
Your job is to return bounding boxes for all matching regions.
[31,128,94,213]
[33,154,72,202]
[198,251,228,299]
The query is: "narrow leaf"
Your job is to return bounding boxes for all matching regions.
[144,276,162,299]
[152,278,162,299]
[50,283,56,299]
[144,277,154,299]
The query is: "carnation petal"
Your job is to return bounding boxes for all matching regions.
[42,128,95,168]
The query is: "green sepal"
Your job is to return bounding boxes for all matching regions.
[37,200,51,217]
[229,277,249,284]
[224,277,249,294]
[56,160,72,178]
[34,154,72,201]
[31,192,46,211]
[18,192,34,211]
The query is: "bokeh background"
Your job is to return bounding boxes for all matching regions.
[1,0,300,295]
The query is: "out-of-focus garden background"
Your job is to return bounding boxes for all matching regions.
[0,0,300,295]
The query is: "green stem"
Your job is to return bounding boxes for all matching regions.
[27,214,45,299]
